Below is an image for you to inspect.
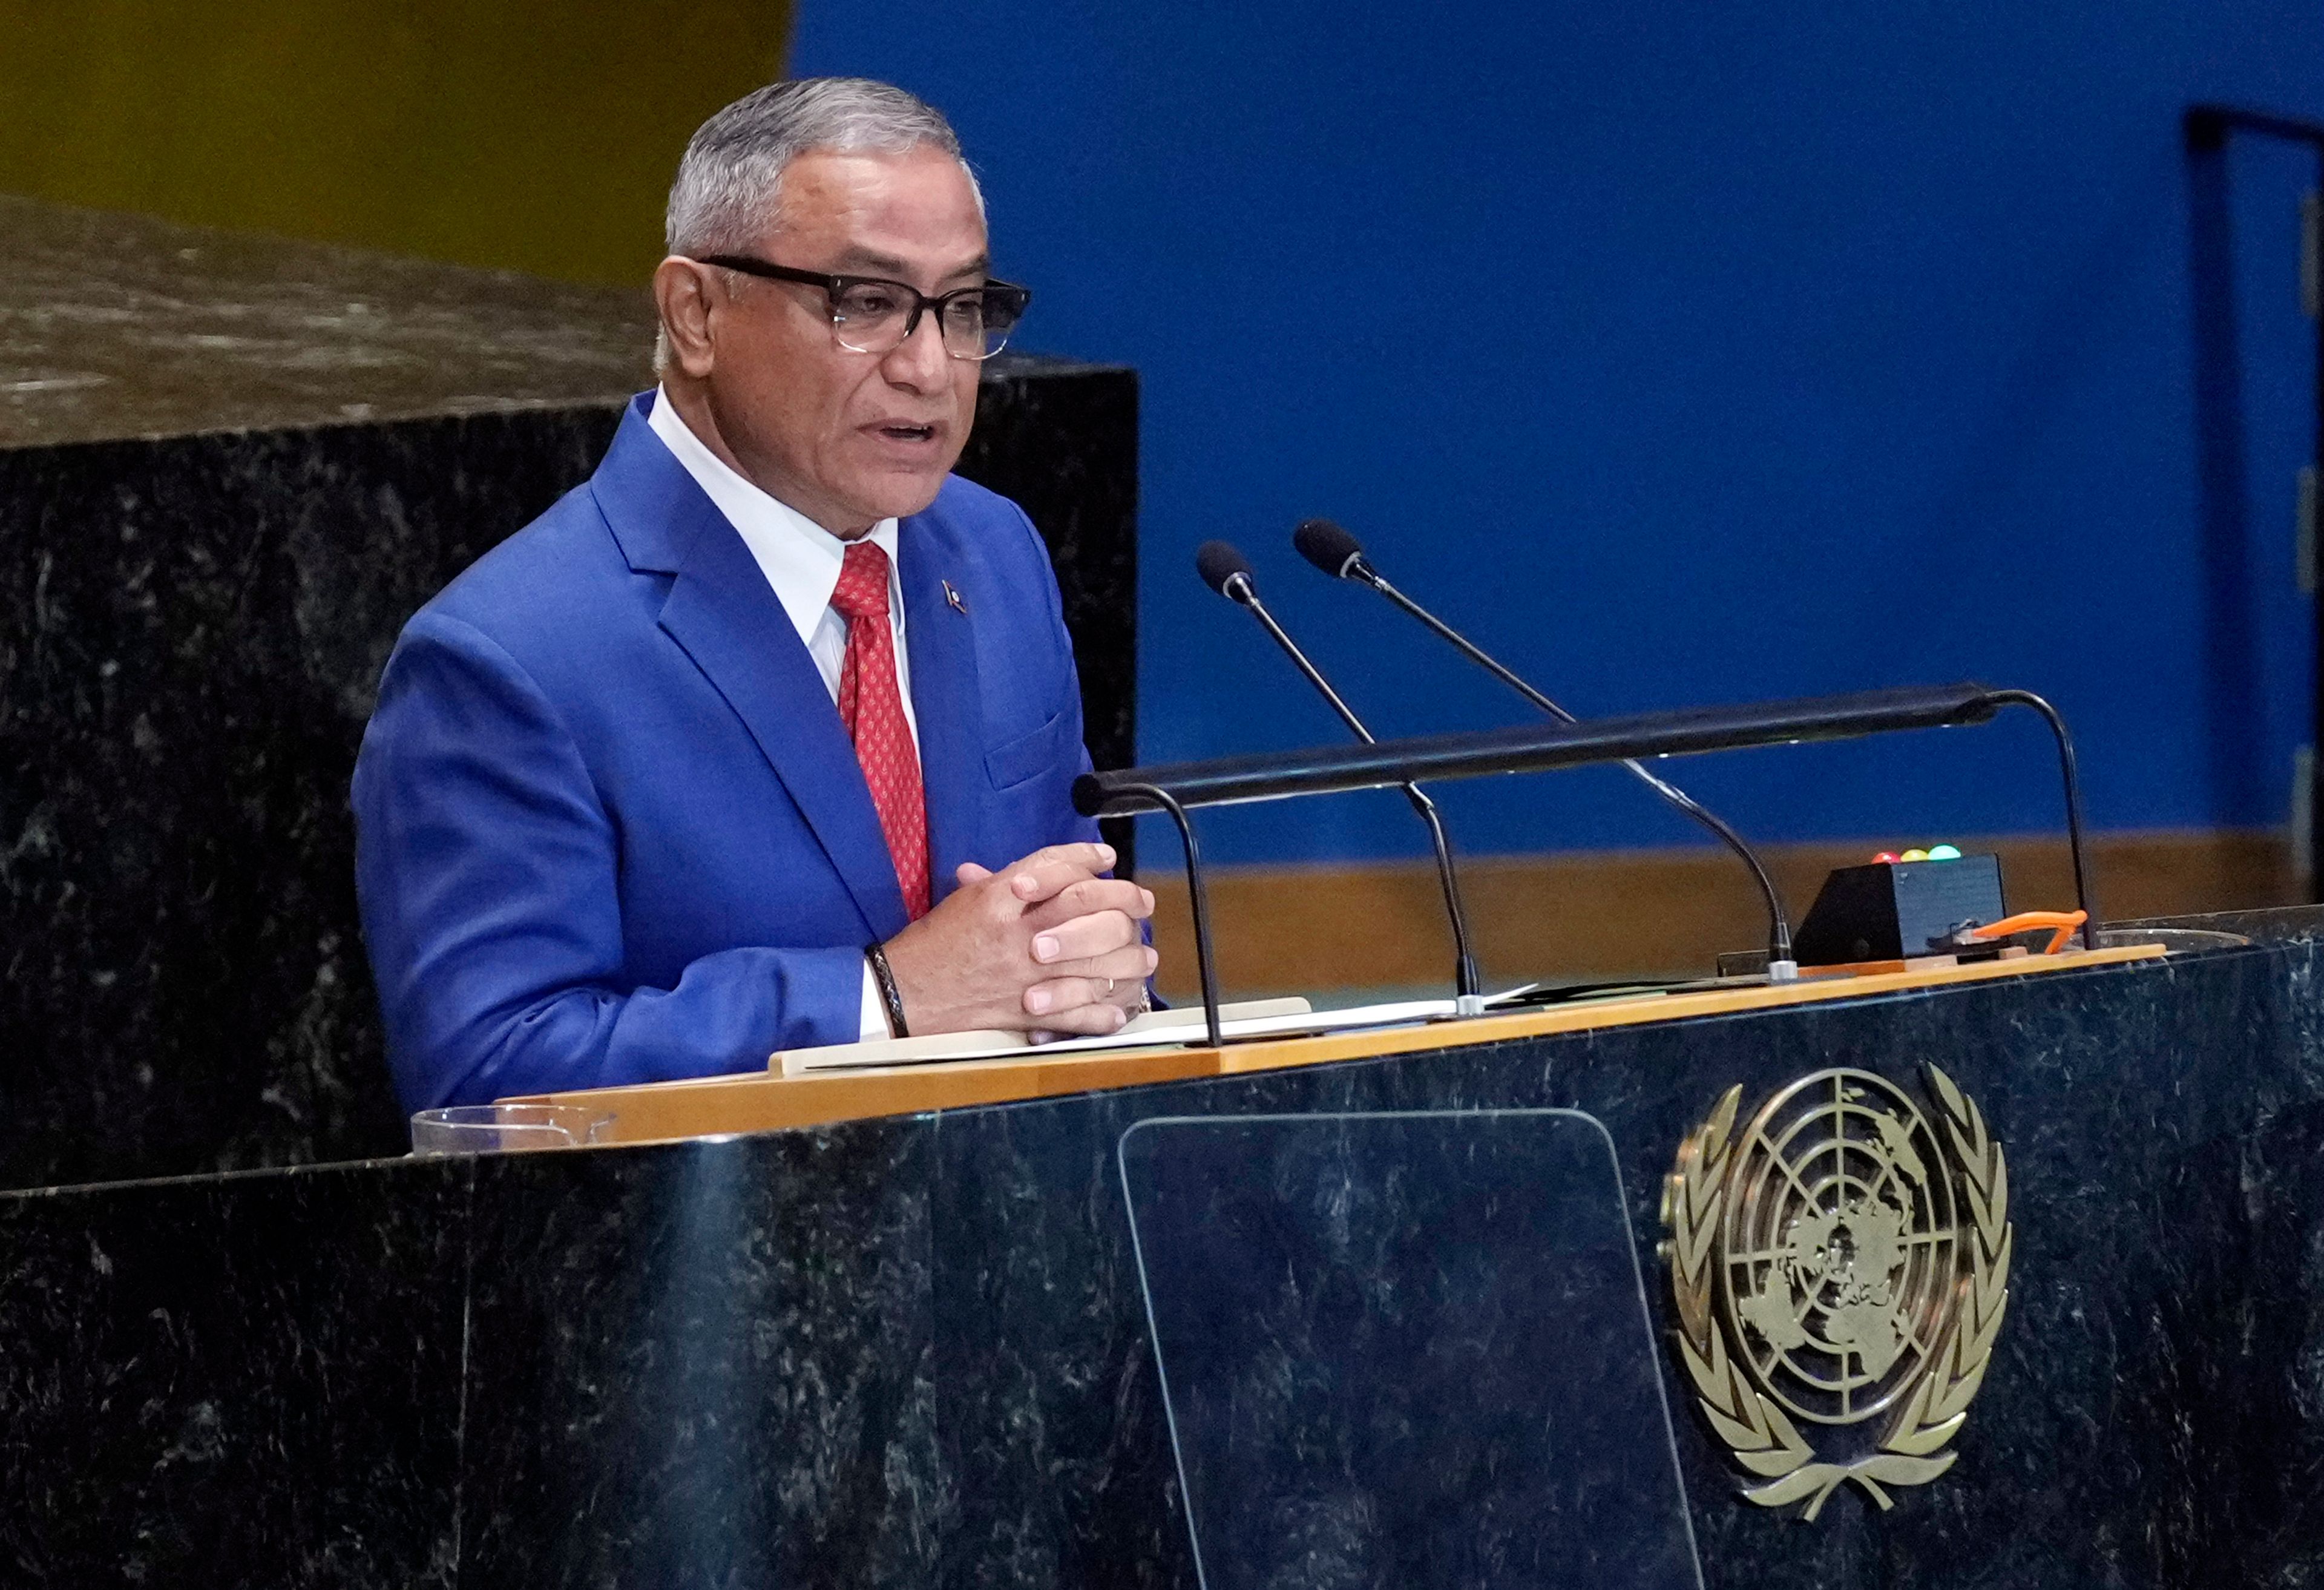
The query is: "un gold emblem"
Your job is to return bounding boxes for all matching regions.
[1661,1066,2011,1520]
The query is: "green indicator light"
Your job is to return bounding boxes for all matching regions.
[1927,844,1962,861]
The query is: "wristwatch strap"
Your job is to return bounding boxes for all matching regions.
[864,941,910,1039]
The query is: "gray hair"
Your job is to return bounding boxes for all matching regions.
[664,76,982,258]
[655,77,982,373]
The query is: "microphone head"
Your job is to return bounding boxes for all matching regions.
[1195,539,1257,600]
[1292,517,1368,580]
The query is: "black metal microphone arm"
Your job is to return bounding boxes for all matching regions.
[1111,780,1223,1048]
[1078,682,2097,1042]
[1980,688,2098,949]
[1345,550,1796,971]
[1220,571,1485,1007]
[1078,685,2000,810]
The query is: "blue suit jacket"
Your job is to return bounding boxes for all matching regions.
[353,394,1099,1110]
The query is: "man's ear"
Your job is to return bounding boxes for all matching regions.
[651,257,720,379]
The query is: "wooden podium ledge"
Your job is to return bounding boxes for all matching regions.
[513,945,2164,1147]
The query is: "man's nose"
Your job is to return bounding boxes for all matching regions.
[882,308,953,390]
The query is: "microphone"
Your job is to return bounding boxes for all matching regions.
[1194,540,1259,604]
[1195,540,1486,1011]
[1292,518,1799,981]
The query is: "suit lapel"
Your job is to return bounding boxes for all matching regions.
[899,523,985,907]
[657,524,911,939]
[596,401,910,940]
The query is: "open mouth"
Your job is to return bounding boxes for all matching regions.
[875,423,938,444]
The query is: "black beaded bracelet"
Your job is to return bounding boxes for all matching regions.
[864,941,910,1039]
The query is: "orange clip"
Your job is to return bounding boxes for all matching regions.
[1962,910,2087,956]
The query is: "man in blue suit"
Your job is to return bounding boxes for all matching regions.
[353,78,1157,1111]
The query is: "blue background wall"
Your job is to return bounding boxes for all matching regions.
[792,1,2324,867]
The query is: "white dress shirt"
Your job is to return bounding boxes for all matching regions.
[646,386,916,1042]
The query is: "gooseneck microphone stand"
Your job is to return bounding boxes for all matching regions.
[1080,684,2096,1037]
[1293,519,1799,980]
[1196,541,1487,1012]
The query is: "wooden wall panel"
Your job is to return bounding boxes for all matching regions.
[1145,829,2297,997]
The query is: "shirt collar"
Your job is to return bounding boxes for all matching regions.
[645,385,902,648]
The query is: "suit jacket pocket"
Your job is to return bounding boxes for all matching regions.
[983,709,1074,792]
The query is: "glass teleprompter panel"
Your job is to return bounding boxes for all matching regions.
[1120,1110,1701,1590]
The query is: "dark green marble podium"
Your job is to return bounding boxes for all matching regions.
[2,909,2320,1587]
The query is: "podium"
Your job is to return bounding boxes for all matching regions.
[4,921,2324,1585]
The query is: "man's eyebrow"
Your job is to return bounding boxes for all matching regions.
[832,248,992,281]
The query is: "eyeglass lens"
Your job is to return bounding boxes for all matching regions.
[831,282,1019,360]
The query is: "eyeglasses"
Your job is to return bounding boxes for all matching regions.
[695,255,1031,361]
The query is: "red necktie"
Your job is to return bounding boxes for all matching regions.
[829,540,931,920]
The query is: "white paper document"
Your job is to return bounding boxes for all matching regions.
[773,994,1468,1076]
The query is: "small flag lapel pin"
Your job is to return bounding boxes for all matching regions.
[943,580,968,615]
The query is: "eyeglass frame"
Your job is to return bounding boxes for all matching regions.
[692,254,1032,361]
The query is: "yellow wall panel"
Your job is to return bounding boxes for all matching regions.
[0,1,793,283]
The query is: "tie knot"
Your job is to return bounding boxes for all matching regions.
[829,539,891,622]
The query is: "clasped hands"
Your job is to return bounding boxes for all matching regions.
[878,842,1157,1037]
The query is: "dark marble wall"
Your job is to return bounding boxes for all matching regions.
[4,927,2323,1586]
[1,409,620,1192]
[960,355,1140,864]
[0,197,1138,1192]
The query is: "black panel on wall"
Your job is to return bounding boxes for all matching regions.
[955,355,1141,866]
